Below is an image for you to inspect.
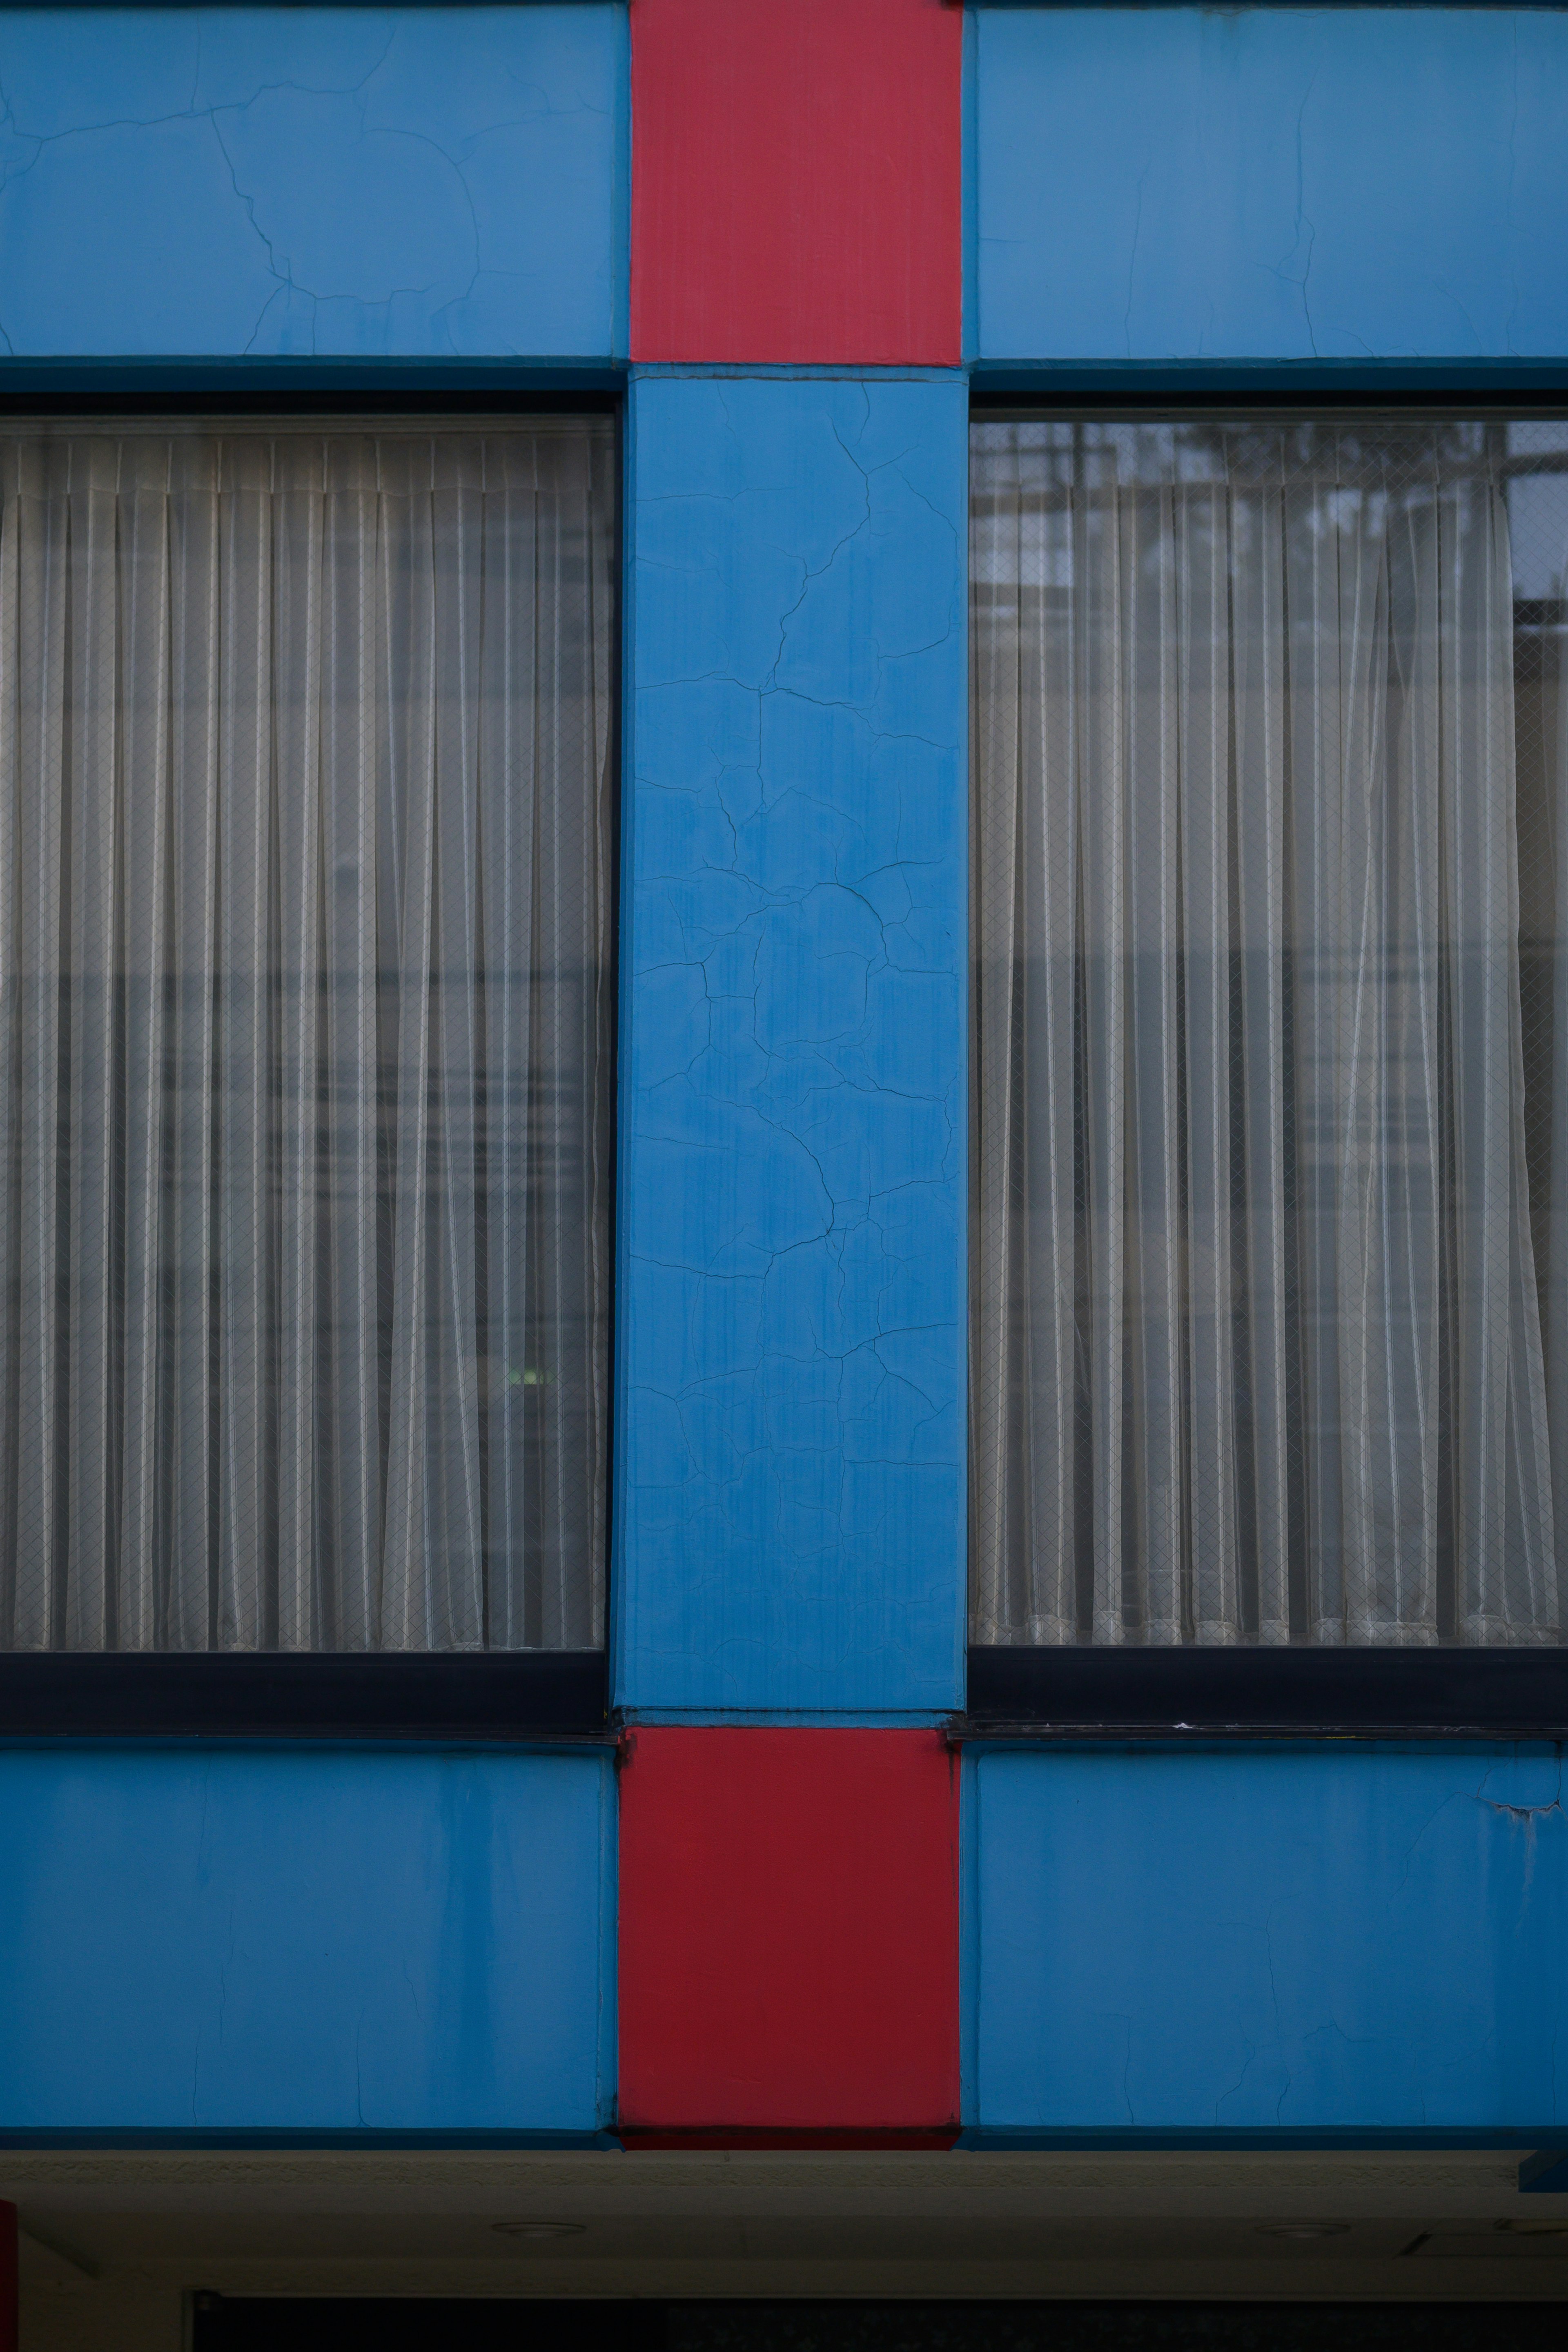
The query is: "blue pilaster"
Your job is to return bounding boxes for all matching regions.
[615,368,968,1718]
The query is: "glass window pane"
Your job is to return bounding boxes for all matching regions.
[0,416,615,1652]
[971,414,1568,1647]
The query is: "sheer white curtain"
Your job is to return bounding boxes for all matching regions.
[0,420,614,1651]
[972,418,1564,1647]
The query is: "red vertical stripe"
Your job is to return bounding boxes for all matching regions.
[618,1727,960,2141]
[630,0,964,365]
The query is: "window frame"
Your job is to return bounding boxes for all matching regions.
[964,390,1568,1737]
[0,391,622,1740]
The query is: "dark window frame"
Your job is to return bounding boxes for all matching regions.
[965,388,1568,1738]
[963,1642,1568,1740]
[0,1648,610,1740]
[0,389,621,1741]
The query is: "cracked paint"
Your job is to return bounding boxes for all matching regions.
[0,6,625,358]
[615,370,967,1717]
[0,1746,614,2130]
[970,1746,1568,2134]
[977,9,1568,361]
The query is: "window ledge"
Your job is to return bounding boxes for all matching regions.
[0,1650,610,1741]
[963,1643,1568,1740]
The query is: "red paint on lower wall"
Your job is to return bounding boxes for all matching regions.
[616,1726,960,2142]
[630,0,964,365]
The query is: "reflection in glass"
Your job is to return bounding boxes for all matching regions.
[971,416,1568,1645]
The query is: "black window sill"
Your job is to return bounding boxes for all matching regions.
[0,1650,609,1741]
[964,1643,1568,1740]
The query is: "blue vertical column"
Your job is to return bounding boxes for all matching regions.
[615,367,969,1717]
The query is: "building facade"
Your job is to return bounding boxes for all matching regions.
[0,2,1566,2343]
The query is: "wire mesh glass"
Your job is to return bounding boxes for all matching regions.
[971,414,1568,1646]
[0,417,615,1651]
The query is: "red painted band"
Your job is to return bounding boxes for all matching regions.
[620,2129,961,2152]
[617,1727,960,2136]
[630,0,964,365]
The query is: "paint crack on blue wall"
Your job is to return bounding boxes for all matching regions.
[976,8,1568,362]
[0,5,624,360]
[617,370,968,1715]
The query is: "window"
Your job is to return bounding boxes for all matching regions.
[971,414,1568,1654]
[0,417,615,1655]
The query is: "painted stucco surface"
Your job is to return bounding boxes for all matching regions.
[0,5,626,358]
[616,370,967,1717]
[976,7,1568,361]
[0,1746,615,2130]
[969,1746,1568,2132]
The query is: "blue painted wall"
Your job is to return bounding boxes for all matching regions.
[615,368,968,1719]
[2,2,1563,2149]
[0,1746,615,2132]
[964,12,1568,2144]
[975,7,1568,362]
[967,1745,1567,2134]
[0,6,627,359]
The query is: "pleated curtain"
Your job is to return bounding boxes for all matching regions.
[0,420,614,1651]
[971,418,1566,1646]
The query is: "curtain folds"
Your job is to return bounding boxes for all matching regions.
[0,421,614,1651]
[971,418,1567,1647]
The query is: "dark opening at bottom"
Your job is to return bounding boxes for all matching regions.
[190,2297,1568,2351]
